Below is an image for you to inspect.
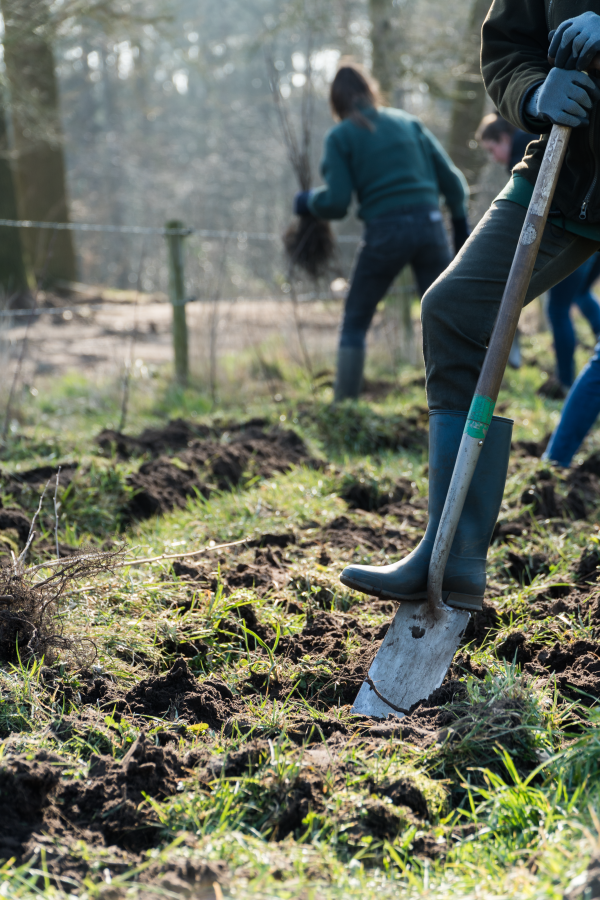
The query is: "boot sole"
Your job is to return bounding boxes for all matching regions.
[339,574,482,612]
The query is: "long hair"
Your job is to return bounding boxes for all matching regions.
[475,112,516,144]
[330,59,381,129]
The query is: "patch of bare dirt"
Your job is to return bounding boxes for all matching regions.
[574,545,600,585]
[340,477,413,514]
[517,467,600,523]
[278,610,385,667]
[504,550,551,585]
[125,425,319,520]
[360,378,399,401]
[461,601,500,646]
[512,433,552,459]
[488,635,600,702]
[1,464,78,505]
[173,544,293,596]
[0,735,193,860]
[493,512,533,543]
[315,515,408,553]
[97,418,214,457]
[124,658,244,728]
[51,659,246,731]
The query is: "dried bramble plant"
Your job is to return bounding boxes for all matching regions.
[0,544,126,666]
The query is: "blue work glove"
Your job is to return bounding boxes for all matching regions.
[293,190,311,216]
[452,217,470,255]
[528,67,600,127]
[549,12,600,71]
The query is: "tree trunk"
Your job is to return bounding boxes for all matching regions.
[0,96,29,297]
[447,0,492,185]
[369,0,396,97]
[0,0,77,284]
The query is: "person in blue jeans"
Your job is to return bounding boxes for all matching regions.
[544,339,600,467]
[547,254,600,390]
[294,60,469,401]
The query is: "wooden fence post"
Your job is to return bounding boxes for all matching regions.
[166,219,189,385]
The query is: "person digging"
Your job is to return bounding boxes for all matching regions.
[294,59,469,402]
[341,4,600,614]
[478,111,600,390]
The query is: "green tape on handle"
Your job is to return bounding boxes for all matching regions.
[465,395,496,440]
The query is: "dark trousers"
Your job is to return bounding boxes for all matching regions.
[340,206,452,350]
[547,254,600,387]
[422,200,600,411]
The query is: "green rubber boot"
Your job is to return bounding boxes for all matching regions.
[340,409,513,611]
[334,347,365,401]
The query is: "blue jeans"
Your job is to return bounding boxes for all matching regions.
[547,254,600,387]
[340,206,452,349]
[545,337,600,466]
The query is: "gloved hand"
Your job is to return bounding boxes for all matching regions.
[452,217,470,255]
[293,190,311,216]
[529,67,600,127]
[549,12,600,71]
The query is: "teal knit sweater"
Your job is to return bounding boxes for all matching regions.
[308,106,469,222]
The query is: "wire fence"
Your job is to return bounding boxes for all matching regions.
[0,214,421,424]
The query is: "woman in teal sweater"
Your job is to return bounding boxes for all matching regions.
[295,62,469,400]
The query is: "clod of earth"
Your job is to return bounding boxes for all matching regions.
[124,424,319,520]
[340,476,413,513]
[505,550,550,585]
[124,658,245,728]
[314,515,410,553]
[0,735,194,860]
[173,543,292,596]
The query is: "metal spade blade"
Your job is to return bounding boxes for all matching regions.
[352,600,470,718]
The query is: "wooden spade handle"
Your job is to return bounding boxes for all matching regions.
[470,124,570,417]
[427,122,572,613]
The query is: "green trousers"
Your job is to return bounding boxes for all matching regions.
[422,200,600,411]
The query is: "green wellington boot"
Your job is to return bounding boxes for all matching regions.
[334,346,366,401]
[340,409,513,611]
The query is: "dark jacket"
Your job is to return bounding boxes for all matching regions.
[509,129,531,172]
[308,107,468,222]
[482,0,600,223]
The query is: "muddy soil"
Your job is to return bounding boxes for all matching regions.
[97,418,214,458]
[360,378,400,401]
[512,434,552,459]
[340,476,414,513]
[279,609,385,664]
[504,550,551,585]
[125,424,318,520]
[53,659,247,730]
[491,632,600,702]
[174,545,292,597]
[1,464,78,506]
[313,515,412,553]
[203,735,430,845]
[0,735,192,860]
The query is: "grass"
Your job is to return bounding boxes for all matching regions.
[0,321,600,898]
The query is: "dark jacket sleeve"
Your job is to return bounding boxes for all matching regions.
[481,0,551,134]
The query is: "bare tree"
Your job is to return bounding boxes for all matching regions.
[369,0,396,97]
[0,95,29,297]
[447,0,492,185]
[0,0,77,284]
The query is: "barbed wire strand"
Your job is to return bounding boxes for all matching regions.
[0,218,359,243]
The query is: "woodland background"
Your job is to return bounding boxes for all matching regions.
[0,0,502,298]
